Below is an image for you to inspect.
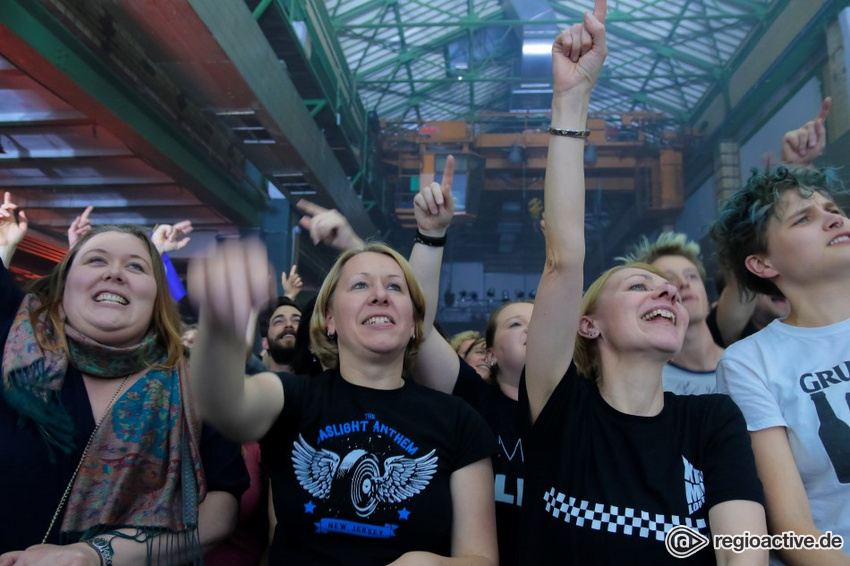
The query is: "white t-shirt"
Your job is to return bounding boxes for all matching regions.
[662,362,718,395]
[717,317,850,557]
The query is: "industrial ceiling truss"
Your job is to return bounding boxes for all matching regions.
[325,0,782,127]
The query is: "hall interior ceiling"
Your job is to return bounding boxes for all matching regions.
[0,0,835,282]
[328,0,778,123]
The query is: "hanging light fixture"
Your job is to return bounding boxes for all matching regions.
[507,142,525,164]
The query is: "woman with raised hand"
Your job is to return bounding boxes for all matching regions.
[521,3,767,564]
[409,156,531,565]
[188,238,498,565]
[0,192,246,566]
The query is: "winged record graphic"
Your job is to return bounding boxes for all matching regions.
[292,434,438,517]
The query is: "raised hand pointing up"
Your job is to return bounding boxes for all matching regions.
[552,0,608,95]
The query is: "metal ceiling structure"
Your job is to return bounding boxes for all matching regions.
[326,0,780,125]
[0,0,845,286]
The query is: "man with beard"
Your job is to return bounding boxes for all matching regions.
[258,297,302,373]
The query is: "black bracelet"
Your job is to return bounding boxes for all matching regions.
[548,125,591,138]
[414,230,447,247]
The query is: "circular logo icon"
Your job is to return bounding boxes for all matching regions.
[665,525,710,558]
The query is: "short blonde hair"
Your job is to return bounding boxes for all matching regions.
[617,232,706,279]
[574,262,666,383]
[310,242,426,371]
[449,330,480,353]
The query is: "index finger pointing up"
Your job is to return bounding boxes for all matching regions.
[593,0,607,24]
[295,199,328,217]
[440,155,455,194]
[817,97,832,122]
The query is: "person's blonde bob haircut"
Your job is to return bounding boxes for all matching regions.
[574,261,667,383]
[449,330,480,354]
[310,242,426,371]
[26,224,184,369]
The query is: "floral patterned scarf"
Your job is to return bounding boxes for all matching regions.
[2,293,206,543]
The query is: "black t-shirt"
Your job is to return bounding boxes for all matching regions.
[261,369,497,565]
[706,305,758,348]
[453,361,525,566]
[0,259,248,553]
[518,363,763,565]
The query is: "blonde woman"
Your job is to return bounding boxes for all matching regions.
[520,3,767,564]
[189,239,497,565]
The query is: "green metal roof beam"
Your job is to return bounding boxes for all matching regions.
[384,91,431,115]
[272,0,367,165]
[336,13,759,29]
[252,0,275,20]
[357,71,711,84]
[688,0,791,125]
[352,2,394,76]
[190,0,376,235]
[304,99,328,116]
[467,0,475,114]
[697,0,729,92]
[408,0,457,19]
[0,0,263,225]
[718,0,769,14]
[633,0,693,111]
[389,1,421,123]
[332,0,395,25]
[373,62,404,109]
[595,78,689,120]
[550,4,716,72]
[352,13,507,79]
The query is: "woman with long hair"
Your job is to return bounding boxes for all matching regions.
[0,193,246,565]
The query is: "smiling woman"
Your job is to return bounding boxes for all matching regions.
[517,5,769,564]
[28,225,183,366]
[189,239,498,566]
[0,201,247,566]
[309,244,423,378]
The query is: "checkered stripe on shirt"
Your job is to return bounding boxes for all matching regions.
[543,487,708,541]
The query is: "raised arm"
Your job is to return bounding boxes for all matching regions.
[409,155,461,393]
[526,1,608,423]
[714,272,756,347]
[188,238,283,442]
[282,264,303,300]
[67,205,93,248]
[296,199,365,251]
[0,192,28,266]
[151,220,193,255]
[781,97,831,165]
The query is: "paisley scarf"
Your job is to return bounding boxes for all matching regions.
[2,293,206,545]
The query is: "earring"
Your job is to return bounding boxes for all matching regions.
[327,330,336,340]
[411,332,416,341]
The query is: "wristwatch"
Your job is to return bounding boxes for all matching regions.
[86,536,114,566]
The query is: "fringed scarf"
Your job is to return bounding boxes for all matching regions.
[2,293,206,553]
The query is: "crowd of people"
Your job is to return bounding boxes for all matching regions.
[1,0,848,564]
